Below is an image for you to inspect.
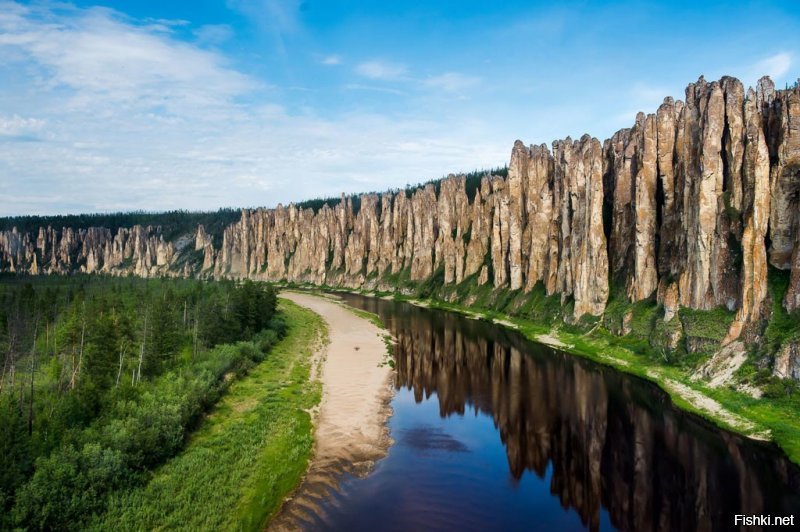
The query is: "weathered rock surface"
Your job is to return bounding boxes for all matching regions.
[774,342,800,380]
[1,75,799,334]
[0,224,185,278]
[386,310,794,530]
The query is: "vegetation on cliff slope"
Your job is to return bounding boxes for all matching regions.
[284,263,800,464]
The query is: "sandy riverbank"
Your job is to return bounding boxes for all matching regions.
[270,292,395,530]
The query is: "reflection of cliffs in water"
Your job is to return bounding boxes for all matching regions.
[342,294,800,532]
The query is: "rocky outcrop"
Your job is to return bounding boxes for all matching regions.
[774,342,800,380]
[726,88,772,343]
[551,136,609,316]
[0,224,188,278]
[363,294,800,531]
[1,75,799,330]
[765,78,800,311]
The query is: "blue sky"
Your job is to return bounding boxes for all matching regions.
[0,0,798,215]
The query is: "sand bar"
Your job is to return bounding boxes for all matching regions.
[270,292,394,530]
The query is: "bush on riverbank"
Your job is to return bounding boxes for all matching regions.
[11,324,285,530]
[0,276,283,530]
[92,301,322,531]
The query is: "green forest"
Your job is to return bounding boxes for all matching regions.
[294,166,509,214]
[0,274,283,530]
[0,209,242,242]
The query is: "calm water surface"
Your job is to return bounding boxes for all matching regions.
[301,294,800,531]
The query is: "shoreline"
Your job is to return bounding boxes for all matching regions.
[277,283,800,465]
[270,292,395,530]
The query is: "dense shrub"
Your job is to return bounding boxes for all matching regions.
[13,443,130,530]
[0,276,285,530]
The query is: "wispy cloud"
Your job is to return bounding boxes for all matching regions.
[752,52,792,80]
[193,24,234,46]
[226,0,302,55]
[608,81,671,127]
[628,82,671,104]
[0,114,46,138]
[320,54,342,65]
[343,84,405,96]
[227,0,301,32]
[718,51,795,91]
[352,65,480,96]
[0,2,510,216]
[423,72,481,93]
[0,4,256,113]
[355,60,408,81]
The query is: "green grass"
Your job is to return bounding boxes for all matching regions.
[700,383,800,462]
[276,277,800,465]
[678,306,735,341]
[380,266,414,291]
[92,299,324,531]
[406,296,800,457]
[346,306,385,330]
[764,268,800,355]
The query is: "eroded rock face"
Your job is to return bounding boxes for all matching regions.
[1,76,799,330]
[726,89,772,343]
[774,342,800,380]
[551,136,609,317]
[765,79,800,311]
[0,224,183,278]
[383,306,796,531]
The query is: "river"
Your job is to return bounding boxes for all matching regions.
[294,293,800,531]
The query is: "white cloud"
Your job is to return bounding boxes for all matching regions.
[0,114,46,138]
[0,4,256,113]
[608,82,671,128]
[628,82,670,104]
[194,24,234,45]
[424,72,481,93]
[0,2,510,216]
[226,0,301,54]
[753,52,792,80]
[321,54,342,65]
[227,0,301,32]
[728,52,795,88]
[343,84,405,96]
[355,60,408,81]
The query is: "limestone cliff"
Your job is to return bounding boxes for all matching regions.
[2,75,799,369]
[0,224,193,278]
[379,302,799,530]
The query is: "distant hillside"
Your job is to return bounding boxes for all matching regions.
[0,209,242,242]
